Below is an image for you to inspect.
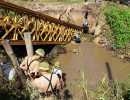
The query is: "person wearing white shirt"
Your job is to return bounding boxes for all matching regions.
[52,61,64,89]
[73,33,81,43]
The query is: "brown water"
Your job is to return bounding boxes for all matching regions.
[55,42,130,99]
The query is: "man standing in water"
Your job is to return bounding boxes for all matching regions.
[30,61,61,100]
[20,48,45,76]
[52,61,64,89]
[20,48,45,100]
[83,20,89,34]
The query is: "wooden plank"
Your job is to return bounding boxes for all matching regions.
[1,39,26,88]
[1,40,20,67]
[24,32,34,57]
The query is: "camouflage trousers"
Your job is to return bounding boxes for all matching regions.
[26,79,40,100]
[39,94,57,100]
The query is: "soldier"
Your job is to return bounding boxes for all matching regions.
[20,48,45,77]
[52,61,64,89]
[20,48,45,100]
[30,61,61,100]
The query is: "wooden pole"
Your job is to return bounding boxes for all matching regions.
[1,39,26,88]
[0,64,3,76]
[2,40,19,67]
[24,32,34,57]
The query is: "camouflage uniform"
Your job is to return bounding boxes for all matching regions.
[26,79,40,100]
[39,94,57,100]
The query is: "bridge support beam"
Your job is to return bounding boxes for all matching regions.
[24,32,34,57]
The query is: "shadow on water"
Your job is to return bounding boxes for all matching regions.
[62,73,67,87]
[105,62,114,81]
[64,89,72,99]
[62,73,72,99]
[105,62,117,97]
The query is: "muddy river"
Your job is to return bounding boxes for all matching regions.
[55,41,130,99]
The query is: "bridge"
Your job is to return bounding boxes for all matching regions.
[0,0,83,45]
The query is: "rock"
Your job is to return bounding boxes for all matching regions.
[93,36,101,45]
[81,37,87,42]
[127,52,130,56]
[45,45,66,61]
[1,62,16,80]
[94,24,101,36]
[87,12,97,32]
[73,49,79,54]
[117,54,124,59]
[89,29,95,35]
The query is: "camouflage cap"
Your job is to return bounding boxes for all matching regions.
[38,61,50,71]
[54,61,61,68]
[35,48,45,57]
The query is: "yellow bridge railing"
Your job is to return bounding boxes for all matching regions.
[0,0,83,45]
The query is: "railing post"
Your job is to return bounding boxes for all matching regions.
[1,39,26,88]
[24,32,34,57]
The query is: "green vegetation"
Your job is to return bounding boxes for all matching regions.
[0,9,5,16]
[104,3,130,50]
[76,70,130,100]
[0,75,30,100]
[0,8,15,18]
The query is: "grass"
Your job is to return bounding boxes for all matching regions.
[75,70,130,100]
[103,2,130,50]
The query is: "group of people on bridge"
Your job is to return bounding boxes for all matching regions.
[20,48,64,100]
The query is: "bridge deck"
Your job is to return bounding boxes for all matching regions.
[0,40,70,45]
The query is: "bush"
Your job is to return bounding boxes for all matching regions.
[104,3,130,49]
[0,75,30,100]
